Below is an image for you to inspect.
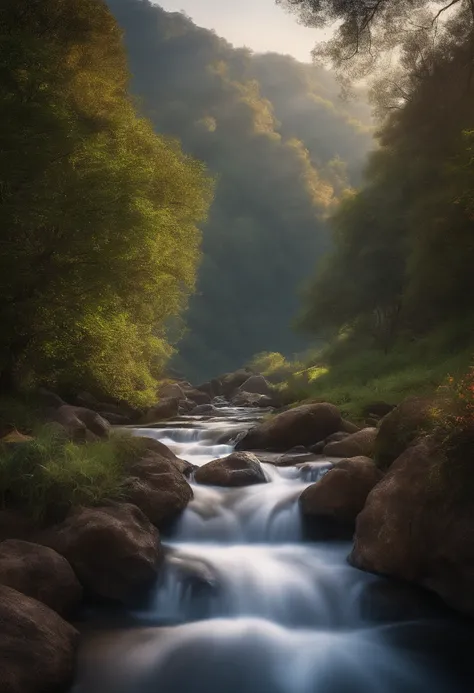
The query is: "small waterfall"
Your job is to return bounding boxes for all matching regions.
[73,408,471,693]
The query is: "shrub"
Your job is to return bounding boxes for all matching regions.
[0,427,143,523]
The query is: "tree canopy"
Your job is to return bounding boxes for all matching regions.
[0,0,212,404]
[107,0,373,381]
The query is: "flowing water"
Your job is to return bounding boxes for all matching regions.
[73,407,472,693]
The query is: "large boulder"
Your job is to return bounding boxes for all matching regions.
[157,382,186,401]
[42,504,162,602]
[195,452,267,487]
[0,584,78,693]
[131,436,194,476]
[374,397,433,469]
[143,397,179,423]
[0,540,82,616]
[300,457,382,537]
[49,405,110,442]
[125,454,194,527]
[181,388,212,406]
[219,369,254,398]
[324,428,377,458]
[236,402,341,452]
[237,375,273,397]
[350,439,474,616]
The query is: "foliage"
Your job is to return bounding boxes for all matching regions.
[0,428,147,523]
[106,0,373,382]
[277,0,474,97]
[0,0,213,403]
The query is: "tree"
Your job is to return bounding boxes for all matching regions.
[277,0,474,92]
[0,0,213,403]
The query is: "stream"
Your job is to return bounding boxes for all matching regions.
[72,407,472,693]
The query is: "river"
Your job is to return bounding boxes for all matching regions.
[72,407,472,693]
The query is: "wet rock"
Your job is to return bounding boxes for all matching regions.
[231,391,274,408]
[182,388,212,406]
[324,431,350,445]
[195,452,267,487]
[350,439,474,617]
[131,436,194,476]
[236,402,341,452]
[237,375,273,397]
[0,540,82,616]
[374,397,434,469]
[179,398,197,414]
[125,454,194,527]
[48,404,110,442]
[42,504,162,602]
[192,403,219,415]
[143,397,180,423]
[300,456,382,537]
[275,446,317,467]
[0,584,78,693]
[324,428,377,458]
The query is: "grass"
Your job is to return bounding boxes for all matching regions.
[0,426,147,524]
[264,327,474,421]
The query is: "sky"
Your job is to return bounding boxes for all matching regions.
[155,0,327,63]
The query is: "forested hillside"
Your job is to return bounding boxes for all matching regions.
[107,0,373,382]
[0,0,212,405]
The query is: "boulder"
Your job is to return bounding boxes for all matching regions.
[99,412,131,426]
[125,454,193,526]
[143,397,179,423]
[300,456,382,537]
[374,397,433,469]
[42,504,162,602]
[195,452,267,487]
[0,540,82,616]
[324,431,350,445]
[131,436,194,476]
[237,375,273,397]
[236,402,341,452]
[157,382,186,400]
[182,388,212,406]
[36,387,65,409]
[350,439,474,616]
[192,403,219,415]
[179,398,197,413]
[324,427,377,458]
[231,391,274,408]
[196,379,222,398]
[49,404,110,442]
[0,585,78,693]
[219,369,254,398]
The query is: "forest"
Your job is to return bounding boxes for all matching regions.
[106,0,373,382]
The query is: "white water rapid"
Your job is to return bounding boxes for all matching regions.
[72,408,471,693]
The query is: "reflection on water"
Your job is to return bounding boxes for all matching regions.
[72,409,473,693]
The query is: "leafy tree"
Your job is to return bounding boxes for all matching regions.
[0,0,212,403]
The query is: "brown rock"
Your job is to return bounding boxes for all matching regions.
[125,454,193,526]
[157,382,186,400]
[340,419,361,434]
[0,540,82,616]
[0,584,78,693]
[237,375,273,397]
[143,397,179,423]
[350,439,474,616]
[300,457,382,536]
[374,397,433,469]
[49,405,110,442]
[42,504,162,602]
[195,452,267,487]
[231,391,274,408]
[324,428,377,458]
[130,437,194,476]
[235,402,341,452]
[182,388,212,406]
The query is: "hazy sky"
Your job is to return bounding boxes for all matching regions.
[155,0,327,62]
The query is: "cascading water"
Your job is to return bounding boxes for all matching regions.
[72,408,471,693]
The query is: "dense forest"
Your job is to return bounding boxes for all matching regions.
[0,0,212,405]
[106,0,373,382]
